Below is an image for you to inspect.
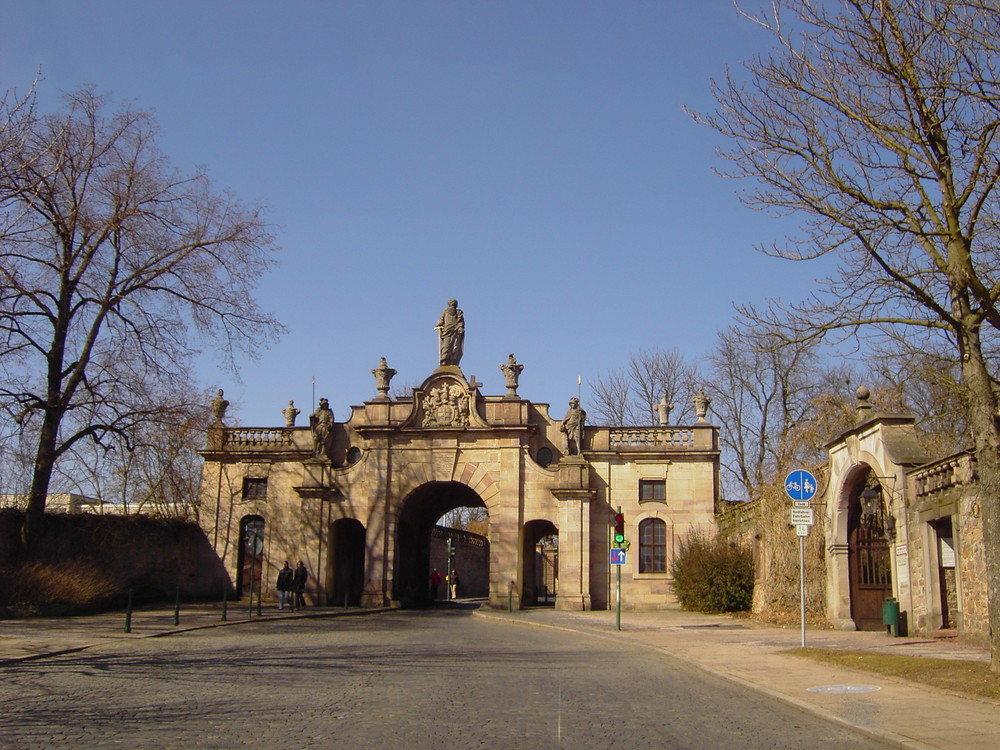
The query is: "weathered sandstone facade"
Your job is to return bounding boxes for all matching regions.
[198,364,720,611]
[823,390,989,644]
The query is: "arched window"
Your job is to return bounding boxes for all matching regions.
[639,518,667,573]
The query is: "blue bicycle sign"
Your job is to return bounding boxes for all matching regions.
[784,470,818,501]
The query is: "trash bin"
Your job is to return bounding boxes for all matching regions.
[882,597,900,636]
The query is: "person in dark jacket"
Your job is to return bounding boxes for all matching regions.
[276,561,293,610]
[292,560,308,610]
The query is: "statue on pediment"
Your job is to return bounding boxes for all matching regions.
[310,397,335,459]
[435,299,465,367]
[560,397,587,455]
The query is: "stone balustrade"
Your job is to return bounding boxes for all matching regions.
[224,428,293,448]
[608,427,695,448]
[913,451,976,497]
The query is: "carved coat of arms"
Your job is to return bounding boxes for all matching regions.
[422,382,470,427]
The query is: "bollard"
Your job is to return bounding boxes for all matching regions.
[221,587,228,622]
[248,553,256,619]
[508,580,514,613]
[257,581,263,617]
[173,584,180,626]
[125,588,133,633]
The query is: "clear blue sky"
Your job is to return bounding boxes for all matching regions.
[2,1,819,426]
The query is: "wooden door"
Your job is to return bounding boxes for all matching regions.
[848,497,892,630]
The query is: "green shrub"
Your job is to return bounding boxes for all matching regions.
[671,531,754,613]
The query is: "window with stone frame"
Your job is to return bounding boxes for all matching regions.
[242,477,268,500]
[639,479,666,504]
[639,518,667,573]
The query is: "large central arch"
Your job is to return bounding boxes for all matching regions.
[394,481,487,606]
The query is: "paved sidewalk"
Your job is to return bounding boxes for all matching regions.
[474,607,998,750]
[1,602,997,749]
[0,601,388,662]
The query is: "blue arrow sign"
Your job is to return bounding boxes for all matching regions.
[610,549,626,565]
[784,470,818,502]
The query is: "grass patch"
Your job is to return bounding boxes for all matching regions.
[788,648,1000,701]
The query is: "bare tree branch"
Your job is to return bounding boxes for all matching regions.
[0,86,284,551]
[696,0,1000,667]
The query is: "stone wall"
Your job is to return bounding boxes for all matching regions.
[957,495,989,642]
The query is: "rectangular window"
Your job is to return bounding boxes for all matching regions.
[242,477,268,500]
[639,479,666,503]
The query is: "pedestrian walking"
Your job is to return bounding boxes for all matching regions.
[276,561,293,610]
[450,569,460,599]
[292,560,308,610]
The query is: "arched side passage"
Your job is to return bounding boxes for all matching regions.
[828,461,894,630]
[236,514,265,599]
[327,518,366,607]
[521,519,558,606]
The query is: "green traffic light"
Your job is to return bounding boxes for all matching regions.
[613,511,625,546]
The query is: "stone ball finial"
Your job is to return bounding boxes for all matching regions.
[855,385,873,424]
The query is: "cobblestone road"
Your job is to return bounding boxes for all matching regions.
[0,606,896,749]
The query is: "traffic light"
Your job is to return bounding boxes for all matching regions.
[613,511,625,547]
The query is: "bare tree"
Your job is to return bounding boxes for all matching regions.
[590,368,631,426]
[868,338,971,457]
[696,0,1000,666]
[439,506,489,536]
[707,326,829,502]
[0,88,283,552]
[54,383,213,518]
[591,348,697,426]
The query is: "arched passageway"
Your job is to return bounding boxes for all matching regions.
[522,519,558,606]
[848,469,894,630]
[236,514,265,599]
[327,518,366,607]
[395,481,487,607]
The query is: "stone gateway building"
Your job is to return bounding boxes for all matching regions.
[198,303,720,611]
[822,389,989,643]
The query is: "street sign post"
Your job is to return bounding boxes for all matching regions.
[784,469,819,649]
[790,507,815,525]
[784,470,818,502]
[612,507,626,631]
